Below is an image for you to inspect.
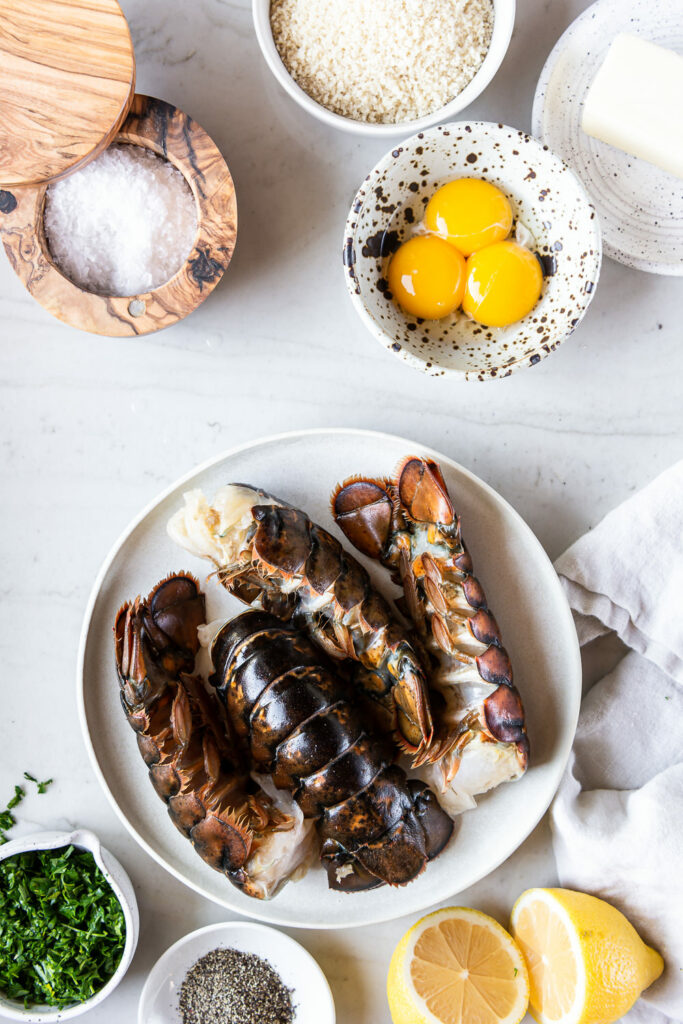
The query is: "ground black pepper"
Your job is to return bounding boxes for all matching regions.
[179,947,295,1024]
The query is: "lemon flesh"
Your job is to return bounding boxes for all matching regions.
[510,888,664,1024]
[388,906,529,1024]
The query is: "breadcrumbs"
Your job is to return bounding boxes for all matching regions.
[270,0,494,124]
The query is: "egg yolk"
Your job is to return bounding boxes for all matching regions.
[388,235,466,320]
[424,178,513,256]
[463,241,543,327]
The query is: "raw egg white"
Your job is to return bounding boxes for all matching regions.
[388,236,466,320]
[424,178,513,256]
[463,241,544,327]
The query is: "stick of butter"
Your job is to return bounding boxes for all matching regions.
[582,33,683,180]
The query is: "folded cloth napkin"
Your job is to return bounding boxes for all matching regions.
[553,461,683,1024]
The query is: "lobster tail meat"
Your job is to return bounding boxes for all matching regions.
[168,485,433,756]
[114,574,317,900]
[209,610,453,892]
[332,456,529,816]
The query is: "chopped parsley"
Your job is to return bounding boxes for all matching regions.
[24,773,53,794]
[0,845,125,1008]
[0,811,13,839]
[0,775,54,845]
[6,786,23,810]
[0,786,23,844]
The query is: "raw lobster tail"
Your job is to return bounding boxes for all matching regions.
[114,574,316,900]
[333,456,529,814]
[167,485,433,756]
[209,610,453,892]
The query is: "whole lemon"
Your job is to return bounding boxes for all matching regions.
[510,887,664,1024]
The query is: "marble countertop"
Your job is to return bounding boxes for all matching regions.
[1,0,681,1021]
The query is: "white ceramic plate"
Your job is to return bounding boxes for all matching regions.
[532,0,683,275]
[138,921,334,1024]
[78,428,581,929]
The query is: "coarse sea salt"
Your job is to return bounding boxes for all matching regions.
[44,144,198,297]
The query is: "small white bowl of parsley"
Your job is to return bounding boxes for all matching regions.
[0,828,139,1021]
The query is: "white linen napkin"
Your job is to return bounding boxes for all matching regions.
[553,461,683,1024]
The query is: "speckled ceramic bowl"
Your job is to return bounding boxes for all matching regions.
[343,123,602,379]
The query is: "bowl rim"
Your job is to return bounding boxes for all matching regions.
[137,920,336,1024]
[0,828,139,1022]
[342,121,603,380]
[251,0,516,136]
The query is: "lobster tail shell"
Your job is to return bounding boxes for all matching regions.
[324,814,428,890]
[396,457,455,527]
[168,485,435,755]
[409,780,455,859]
[114,575,292,897]
[147,573,205,664]
[295,733,393,817]
[483,682,529,765]
[211,611,453,892]
[332,456,530,800]
[322,778,452,891]
[190,812,252,874]
[318,765,414,843]
[331,478,394,560]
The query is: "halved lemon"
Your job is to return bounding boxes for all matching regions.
[387,906,529,1024]
[510,888,664,1024]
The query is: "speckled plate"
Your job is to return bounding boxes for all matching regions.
[343,123,601,380]
[532,0,683,275]
[78,429,581,930]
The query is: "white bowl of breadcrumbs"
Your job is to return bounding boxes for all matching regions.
[253,0,516,136]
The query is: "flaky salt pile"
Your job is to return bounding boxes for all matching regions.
[44,144,198,297]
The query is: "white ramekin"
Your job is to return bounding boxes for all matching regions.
[252,0,516,137]
[138,921,335,1024]
[0,829,139,1022]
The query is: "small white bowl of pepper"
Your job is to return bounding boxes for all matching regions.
[138,921,335,1024]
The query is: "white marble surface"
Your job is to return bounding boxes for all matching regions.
[1,0,681,1021]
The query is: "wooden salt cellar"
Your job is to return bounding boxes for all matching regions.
[0,0,237,336]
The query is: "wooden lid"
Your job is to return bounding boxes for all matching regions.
[0,0,136,188]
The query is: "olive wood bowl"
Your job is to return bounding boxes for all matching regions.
[0,95,237,337]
